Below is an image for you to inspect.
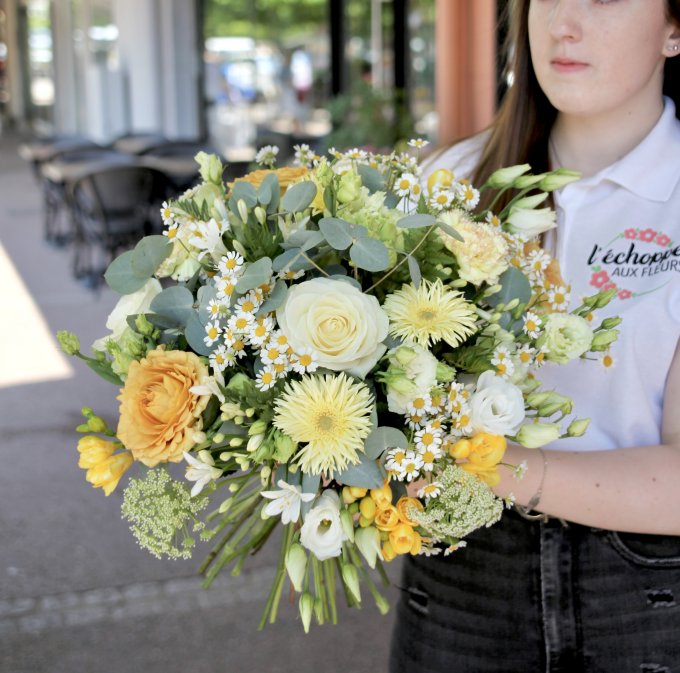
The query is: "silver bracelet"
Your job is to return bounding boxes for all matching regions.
[514,447,550,522]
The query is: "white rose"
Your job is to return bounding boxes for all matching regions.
[469,371,525,436]
[538,314,593,364]
[277,277,389,378]
[506,207,557,239]
[299,490,348,561]
[92,278,162,351]
[385,345,438,414]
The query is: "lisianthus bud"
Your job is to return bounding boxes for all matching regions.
[594,288,618,309]
[341,563,362,603]
[538,168,581,192]
[513,174,545,189]
[600,317,622,329]
[511,192,549,210]
[248,420,268,436]
[436,361,456,383]
[507,207,557,239]
[385,373,418,396]
[340,508,355,543]
[486,163,531,189]
[285,543,308,592]
[590,330,619,351]
[237,199,249,223]
[336,171,362,203]
[567,418,590,437]
[355,526,383,569]
[57,330,81,356]
[515,423,561,449]
[393,345,418,366]
[299,593,315,633]
[254,206,267,225]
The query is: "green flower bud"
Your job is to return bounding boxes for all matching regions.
[56,330,81,356]
[373,592,390,616]
[385,373,418,396]
[195,151,224,185]
[510,192,549,209]
[538,168,581,192]
[354,526,383,569]
[486,163,531,189]
[272,431,297,463]
[248,420,268,436]
[237,199,249,223]
[435,361,456,383]
[247,433,265,452]
[601,317,622,330]
[526,391,555,408]
[254,206,267,225]
[340,509,355,544]
[336,171,362,204]
[594,288,618,309]
[515,422,561,449]
[299,593,315,633]
[590,330,619,351]
[285,543,308,593]
[513,174,546,189]
[566,418,590,437]
[393,346,418,366]
[134,314,157,337]
[341,563,362,603]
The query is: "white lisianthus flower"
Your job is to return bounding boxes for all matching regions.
[385,345,438,414]
[299,490,348,561]
[537,314,593,364]
[276,278,389,378]
[438,210,509,286]
[506,207,557,239]
[92,278,162,351]
[261,479,316,525]
[469,371,525,436]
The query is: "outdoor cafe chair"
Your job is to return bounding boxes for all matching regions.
[69,165,172,288]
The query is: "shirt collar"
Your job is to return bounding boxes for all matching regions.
[562,98,680,203]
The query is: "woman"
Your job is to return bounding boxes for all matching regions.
[389,1,680,671]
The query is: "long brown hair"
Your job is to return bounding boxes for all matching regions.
[473,0,680,210]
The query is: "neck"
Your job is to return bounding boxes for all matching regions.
[549,98,665,178]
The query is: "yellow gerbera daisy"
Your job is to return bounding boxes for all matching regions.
[273,373,373,475]
[383,279,477,348]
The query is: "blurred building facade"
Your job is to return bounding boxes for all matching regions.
[0,0,499,150]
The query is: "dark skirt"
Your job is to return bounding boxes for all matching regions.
[389,509,680,673]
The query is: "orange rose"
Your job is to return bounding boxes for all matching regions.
[230,166,309,193]
[395,496,424,526]
[117,348,209,467]
[374,505,401,532]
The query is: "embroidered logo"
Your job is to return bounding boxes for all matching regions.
[587,227,676,301]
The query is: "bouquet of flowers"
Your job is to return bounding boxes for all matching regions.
[58,140,620,632]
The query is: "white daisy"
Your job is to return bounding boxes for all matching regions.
[261,342,287,366]
[255,366,278,391]
[255,145,279,167]
[414,426,444,452]
[227,313,255,334]
[457,182,480,210]
[408,138,430,149]
[417,481,442,501]
[408,395,434,418]
[394,172,418,197]
[523,311,543,338]
[599,352,616,370]
[290,347,319,374]
[547,286,570,312]
[204,321,222,347]
[428,189,454,211]
[397,451,424,482]
[209,344,236,371]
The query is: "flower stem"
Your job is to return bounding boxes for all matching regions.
[259,523,294,629]
[323,559,338,625]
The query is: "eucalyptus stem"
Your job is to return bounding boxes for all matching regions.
[300,251,330,277]
[365,222,438,293]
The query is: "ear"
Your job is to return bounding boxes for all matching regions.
[666,24,680,57]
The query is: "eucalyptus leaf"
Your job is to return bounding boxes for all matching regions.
[256,279,288,315]
[323,185,336,215]
[272,248,313,273]
[384,192,400,209]
[197,284,219,324]
[257,172,279,206]
[144,313,183,330]
[235,257,273,293]
[281,181,317,213]
[150,286,196,327]
[407,255,421,288]
[357,164,386,193]
[330,275,362,291]
[487,266,532,308]
[184,310,214,356]
[364,427,410,460]
[437,221,465,242]
[229,180,258,208]
[350,237,391,272]
[104,251,149,294]
[397,213,436,229]
[332,454,385,489]
[285,229,325,252]
[301,472,320,518]
[319,217,353,250]
[130,235,172,279]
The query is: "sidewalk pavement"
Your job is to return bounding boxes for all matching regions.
[0,131,401,673]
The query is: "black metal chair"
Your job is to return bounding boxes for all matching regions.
[40,146,132,246]
[69,165,172,288]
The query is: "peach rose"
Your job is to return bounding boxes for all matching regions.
[230,166,309,192]
[117,348,210,467]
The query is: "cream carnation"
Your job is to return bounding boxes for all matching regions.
[276,277,389,378]
[438,210,509,285]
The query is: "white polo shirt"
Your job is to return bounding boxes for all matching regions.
[425,99,680,451]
